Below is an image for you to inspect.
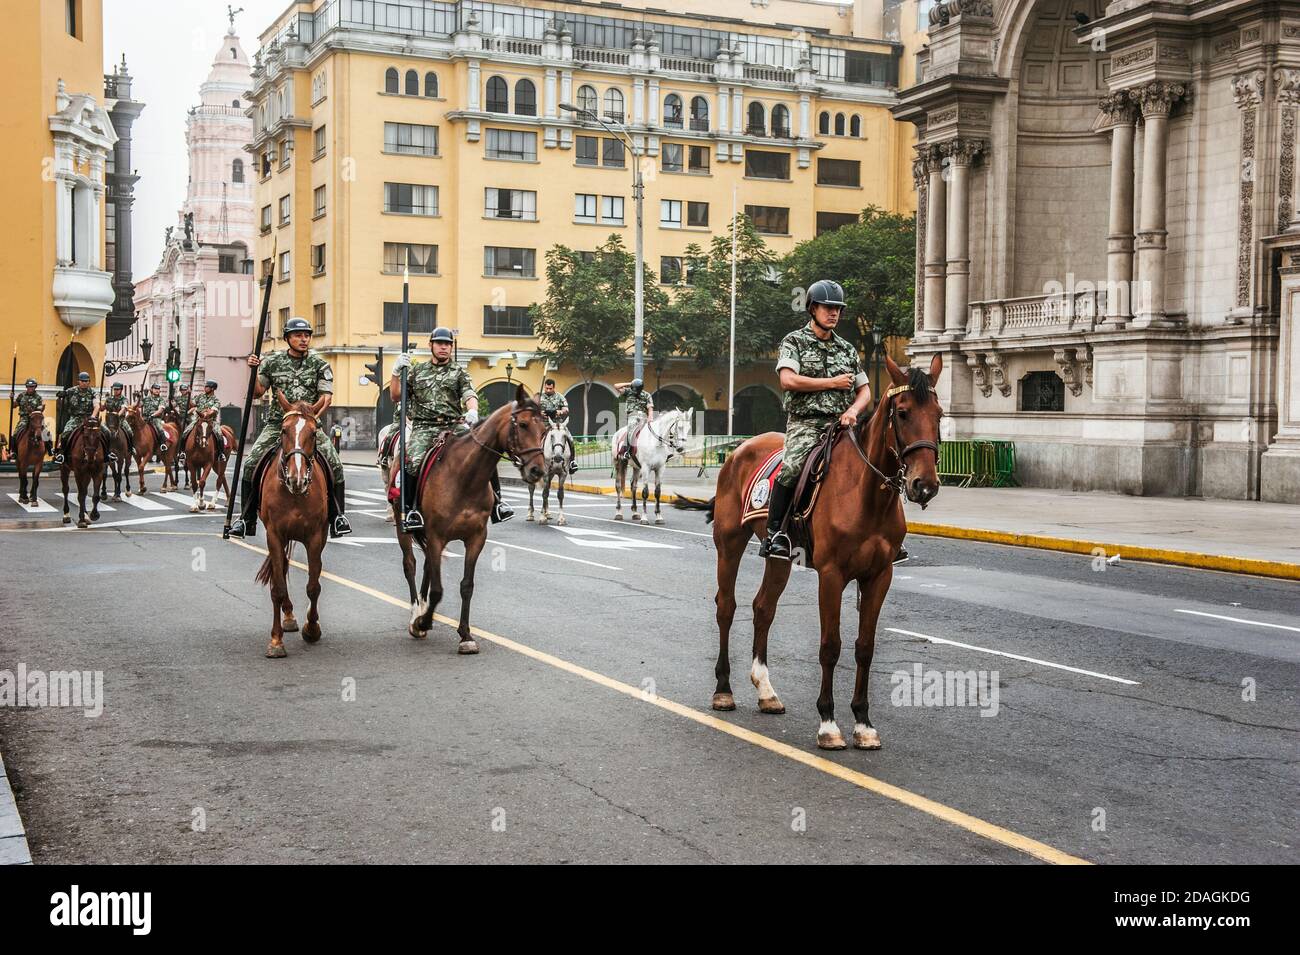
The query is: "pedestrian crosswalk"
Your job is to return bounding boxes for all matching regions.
[6,490,226,515]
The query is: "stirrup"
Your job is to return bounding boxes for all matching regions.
[491,500,515,524]
[53,452,65,465]
[761,530,792,561]
[330,514,353,538]
[227,516,253,539]
[893,546,910,564]
[401,509,424,534]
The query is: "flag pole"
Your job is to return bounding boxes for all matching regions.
[397,253,411,521]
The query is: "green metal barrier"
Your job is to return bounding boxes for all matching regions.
[938,440,978,487]
[938,439,1018,487]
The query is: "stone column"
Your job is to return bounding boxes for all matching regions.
[544,68,557,119]
[467,60,481,111]
[923,144,947,337]
[913,151,929,331]
[1277,68,1300,233]
[1131,81,1185,328]
[1100,92,1137,326]
[1229,71,1266,323]
[717,88,729,134]
[1261,243,1300,501]
[942,139,983,338]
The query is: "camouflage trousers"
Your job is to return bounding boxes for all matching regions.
[776,415,835,488]
[404,422,467,473]
[58,417,112,445]
[242,420,344,484]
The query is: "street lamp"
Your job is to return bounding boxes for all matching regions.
[559,101,645,382]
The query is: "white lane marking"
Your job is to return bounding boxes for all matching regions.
[7,494,56,513]
[346,497,378,508]
[1174,608,1300,635]
[488,538,621,571]
[885,627,1140,686]
[116,494,169,510]
[346,489,390,501]
[545,525,680,550]
[555,510,713,539]
[33,512,213,531]
[156,491,225,508]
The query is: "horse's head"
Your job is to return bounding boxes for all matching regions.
[544,422,569,469]
[881,353,943,507]
[75,417,103,463]
[666,409,693,456]
[26,411,44,443]
[275,390,325,495]
[484,383,548,483]
[196,407,218,446]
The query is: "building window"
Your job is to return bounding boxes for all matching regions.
[260,205,272,234]
[687,201,709,227]
[660,256,682,284]
[574,193,597,223]
[746,102,765,137]
[311,71,326,103]
[601,195,624,225]
[514,79,537,116]
[745,204,789,235]
[663,94,683,128]
[313,185,326,218]
[688,145,710,173]
[278,137,290,170]
[603,88,624,123]
[576,135,599,166]
[602,138,624,168]
[404,69,419,96]
[425,72,438,98]
[772,105,791,138]
[817,158,861,187]
[577,85,598,116]
[385,67,399,94]
[219,253,237,274]
[485,188,536,220]
[278,194,291,225]
[834,113,846,136]
[311,244,326,274]
[850,115,862,137]
[662,143,683,173]
[278,306,290,327]
[278,250,291,281]
[384,122,438,156]
[313,303,326,333]
[383,302,436,334]
[818,111,830,135]
[483,305,533,336]
[1019,372,1066,412]
[660,199,682,228]
[384,242,438,275]
[66,0,80,38]
[486,76,509,113]
[384,182,438,216]
[745,150,790,180]
[232,158,244,183]
[484,246,536,278]
[262,258,274,281]
[690,96,709,131]
[314,125,326,158]
[486,128,537,162]
[816,211,859,235]
[260,150,271,178]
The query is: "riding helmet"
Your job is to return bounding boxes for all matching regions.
[283,316,314,337]
[429,327,455,344]
[111,382,124,390]
[630,378,643,390]
[806,279,847,311]
[77,372,90,382]
[24,378,37,388]
[205,379,218,389]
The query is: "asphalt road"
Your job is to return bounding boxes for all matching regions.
[0,465,1296,864]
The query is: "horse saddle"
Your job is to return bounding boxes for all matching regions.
[386,432,449,506]
[250,445,336,519]
[616,422,645,462]
[740,425,838,560]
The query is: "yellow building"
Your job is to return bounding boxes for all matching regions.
[0,0,119,437]
[247,0,927,441]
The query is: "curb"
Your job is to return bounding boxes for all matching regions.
[0,749,32,865]
[502,475,1300,581]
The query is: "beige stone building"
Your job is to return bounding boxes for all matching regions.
[894,0,1300,503]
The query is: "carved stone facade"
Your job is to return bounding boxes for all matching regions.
[894,0,1300,503]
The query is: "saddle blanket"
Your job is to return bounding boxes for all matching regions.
[739,447,785,525]
[386,435,449,505]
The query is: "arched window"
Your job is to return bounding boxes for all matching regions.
[603,87,624,122]
[424,71,438,98]
[577,84,598,116]
[690,95,709,131]
[850,114,862,137]
[232,99,241,109]
[818,111,830,135]
[231,47,237,59]
[486,75,509,113]
[514,78,537,116]
[834,112,845,136]
[404,69,418,96]
[772,104,790,138]
[232,158,244,183]
[385,67,399,94]
[663,93,683,127]
[747,101,765,136]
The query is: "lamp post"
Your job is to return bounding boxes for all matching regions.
[870,327,884,403]
[559,102,644,382]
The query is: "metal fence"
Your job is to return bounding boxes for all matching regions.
[937,440,1018,488]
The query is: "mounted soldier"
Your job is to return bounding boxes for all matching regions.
[392,326,513,534]
[538,378,577,474]
[138,383,171,455]
[13,379,51,457]
[103,382,134,458]
[52,372,113,465]
[179,380,227,462]
[613,378,653,462]
[228,316,351,539]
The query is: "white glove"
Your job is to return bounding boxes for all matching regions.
[393,352,412,372]
[464,409,479,425]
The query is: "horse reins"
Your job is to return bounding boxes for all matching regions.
[468,406,544,468]
[847,383,940,499]
[278,409,318,492]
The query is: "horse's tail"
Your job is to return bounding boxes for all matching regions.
[254,542,293,587]
[673,495,715,523]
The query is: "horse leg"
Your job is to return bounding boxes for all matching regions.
[411,538,444,637]
[555,474,566,526]
[527,480,535,521]
[61,465,71,524]
[18,466,28,504]
[302,535,324,643]
[265,530,289,658]
[397,526,418,603]
[850,567,892,750]
[123,452,132,497]
[751,557,793,715]
[278,543,298,634]
[630,464,641,521]
[538,474,550,525]
[111,456,122,501]
[814,569,849,750]
[652,466,664,524]
[190,463,202,512]
[455,530,486,654]
[711,526,748,711]
[613,459,625,520]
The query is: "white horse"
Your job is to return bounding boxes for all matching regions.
[612,408,693,524]
[528,420,573,526]
[377,418,410,523]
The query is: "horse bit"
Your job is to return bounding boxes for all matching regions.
[847,383,940,500]
[469,406,544,468]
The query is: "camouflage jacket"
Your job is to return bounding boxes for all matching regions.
[104,394,128,415]
[60,386,97,423]
[406,359,473,429]
[257,349,334,425]
[190,393,220,418]
[15,392,43,424]
[623,388,652,419]
[173,392,193,418]
[539,391,568,420]
[774,324,867,419]
[141,394,167,418]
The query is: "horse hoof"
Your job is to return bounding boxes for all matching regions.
[281,615,299,633]
[817,726,848,751]
[189,504,200,513]
[537,515,548,526]
[62,516,71,525]
[265,643,287,659]
[18,497,27,505]
[526,512,534,522]
[632,513,642,522]
[758,697,786,715]
[712,692,736,711]
[556,515,566,526]
[124,490,131,497]
[408,623,428,639]
[112,495,122,503]
[458,640,479,655]
[302,624,321,644]
[77,520,89,529]
[654,516,664,525]
[853,726,882,750]
[613,512,623,521]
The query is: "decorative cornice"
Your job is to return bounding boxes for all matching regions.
[1232,70,1266,111]
[1098,91,1138,127]
[1130,81,1188,119]
[1276,68,1300,107]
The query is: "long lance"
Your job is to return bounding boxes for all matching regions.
[398,255,411,519]
[7,343,16,454]
[183,346,200,421]
[223,239,277,538]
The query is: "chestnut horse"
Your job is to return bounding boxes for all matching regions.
[104,411,132,502]
[125,406,178,494]
[393,384,547,652]
[254,393,329,658]
[185,408,234,512]
[60,417,107,528]
[677,354,944,751]
[160,408,184,492]
[15,410,48,505]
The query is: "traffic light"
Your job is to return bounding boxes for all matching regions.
[165,344,181,384]
[363,347,384,387]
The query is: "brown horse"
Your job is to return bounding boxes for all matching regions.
[59,417,107,528]
[678,354,944,751]
[394,384,547,651]
[254,392,329,658]
[124,406,173,494]
[160,408,184,492]
[15,411,48,505]
[185,408,234,512]
[104,411,132,502]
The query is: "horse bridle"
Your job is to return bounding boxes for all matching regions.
[645,412,686,453]
[469,405,545,468]
[278,409,317,492]
[847,383,941,499]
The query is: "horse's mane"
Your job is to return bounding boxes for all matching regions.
[905,365,932,404]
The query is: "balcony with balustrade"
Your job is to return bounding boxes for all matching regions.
[966,289,1110,344]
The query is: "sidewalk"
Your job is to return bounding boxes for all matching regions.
[0,749,31,864]
[497,462,1300,580]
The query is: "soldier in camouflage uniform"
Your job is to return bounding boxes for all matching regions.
[103,382,134,457]
[172,385,193,425]
[390,326,513,534]
[53,373,114,464]
[539,378,577,474]
[178,380,226,461]
[613,378,653,460]
[228,317,351,539]
[761,280,874,561]
[12,379,52,456]
[138,383,170,452]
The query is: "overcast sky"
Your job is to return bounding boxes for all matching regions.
[104,0,286,281]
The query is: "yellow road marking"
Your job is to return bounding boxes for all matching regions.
[228,537,1091,865]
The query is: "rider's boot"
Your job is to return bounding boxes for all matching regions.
[400,467,424,535]
[758,481,794,560]
[226,477,257,539]
[52,441,64,465]
[490,471,514,523]
[330,480,352,538]
[44,439,54,457]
